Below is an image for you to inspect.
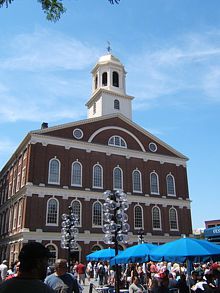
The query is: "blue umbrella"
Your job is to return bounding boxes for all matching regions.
[110,243,156,265]
[86,248,119,261]
[150,237,220,263]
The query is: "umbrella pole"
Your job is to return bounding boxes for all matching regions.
[114,231,120,293]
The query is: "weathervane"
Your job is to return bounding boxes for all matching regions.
[107,41,112,54]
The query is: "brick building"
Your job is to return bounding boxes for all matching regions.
[0,53,192,264]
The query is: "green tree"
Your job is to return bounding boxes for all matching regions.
[0,0,120,22]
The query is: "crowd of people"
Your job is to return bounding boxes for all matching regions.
[0,243,220,293]
[80,259,220,293]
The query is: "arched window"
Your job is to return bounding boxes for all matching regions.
[132,170,142,193]
[71,161,82,186]
[93,102,96,114]
[102,72,107,86]
[113,71,119,87]
[134,205,143,229]
[12,204,18,230]
[91,245,102,252]
[71,200,81,226]
[166,174,176,196]
[95,74,98,90]
[150,172,159,194]
[92,202,102,227]
[48,158,60,184]
[93,164,103,189]
[169,208,178,230]
[113,167,123,190]
[46,244,58,265]
[152,206,161,230]
[114,99,120,110]
[108,136,127,148]
[46,198,59,226]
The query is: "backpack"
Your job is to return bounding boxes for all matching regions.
[98,266,105,276]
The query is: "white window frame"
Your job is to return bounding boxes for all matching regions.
[169,207,179,231]
[134,205,144,229]
[17,201,23,228]
[48,158,61,185]
[12,204,18,230]
[108,136,127,148]
[132,169,142,193]
[92,163,103,189]
[71,161,82,187]
[71,199,82,227]
[113,166,123,191]
[92,201,102,227]
[150,171,160,195]
[166,173,176,196]
[46,243,58,265]
[152,206,162,230]
[46,198,59,226]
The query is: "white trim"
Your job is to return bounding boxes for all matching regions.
[48,158,61,185]
[71,161,82,187]
[46,197,59,226]
[89,126,145,152]
[45,243,58,264]
[24,185,191,209]
[113,166,123,190]
[150,171,160,195]
[134,204,144,229]
[30,133,187,167]
[108,135,127,148]
[132,169,142,193]
[92,201,103,228]
[152,206,162,230]
[71,199,82,227]
[31,113,187,160]
[92,163,103,189]
[169,207,179,231]
[166,173,176,196]
[73,128,84,140]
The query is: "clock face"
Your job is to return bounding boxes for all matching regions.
[149,142,157,152]
[73,128,83,140]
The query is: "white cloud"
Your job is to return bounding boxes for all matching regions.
[0,28,100,71]
[127,31,220,108]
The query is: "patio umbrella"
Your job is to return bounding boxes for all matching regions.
[86,248,119,261]
[110,243,156,265]
[150,237,220,263]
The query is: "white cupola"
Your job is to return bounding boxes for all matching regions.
[85,52,134,120]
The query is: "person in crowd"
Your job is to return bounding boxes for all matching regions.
[97,262,105,286]
[129,276,143,293]
[44,258,80,293]
[137,265,145,286]
[0,242,55,293]
[0,260,8,283]
[86,261,93,283]
[4,261,20,281]
[176,273,189,293]
[76,261,86,285]
[188,270,198,288]
[157,271,169,293]
[168,273,178,289]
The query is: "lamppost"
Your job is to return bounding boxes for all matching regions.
[61,205,79,272]
[103,190,130,293]
[138,228,144,244]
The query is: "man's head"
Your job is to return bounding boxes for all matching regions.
[18,242,51,280]
[54,259,68,276]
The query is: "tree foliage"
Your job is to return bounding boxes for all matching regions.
[0,0,120,22]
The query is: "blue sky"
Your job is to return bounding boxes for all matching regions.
[0,0,219,229]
